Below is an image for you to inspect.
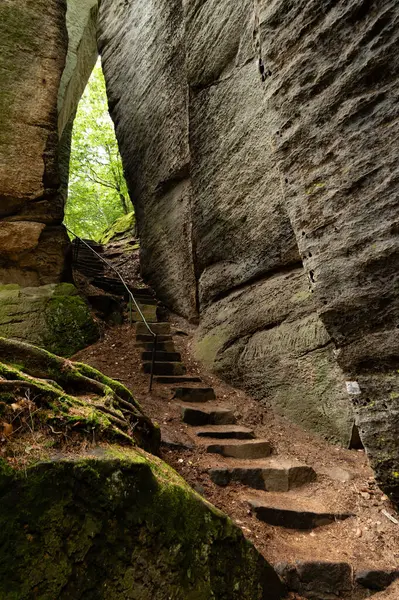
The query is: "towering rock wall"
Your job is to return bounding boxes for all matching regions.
[256,0,399,501]
[98,0,399,504]
[185,0,354,446]
[0,0,69,286]
[98,0,197,320]
[0,0,98,287]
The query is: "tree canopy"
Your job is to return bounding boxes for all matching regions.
[64,60,133,241]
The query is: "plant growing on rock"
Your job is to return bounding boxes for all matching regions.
[0,338,159,458]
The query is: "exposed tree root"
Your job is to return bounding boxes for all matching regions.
[0,338,160,453]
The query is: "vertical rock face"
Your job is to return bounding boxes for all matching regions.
[97,0,198,320]
[184,0,354,446]
[98,0,399,504]
[0,0,69,285]
[256,0,399,504]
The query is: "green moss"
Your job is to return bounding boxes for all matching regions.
[44,293,99,357]
[99,211,136,245]
[194,326,230,370]
[0,359,135,447]
[0,284,99,357]
[290,290,312,303]
[0,453,280,599]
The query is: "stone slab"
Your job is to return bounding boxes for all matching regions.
[209,459,316,492]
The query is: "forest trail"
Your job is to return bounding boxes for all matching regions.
[73,285,399,599]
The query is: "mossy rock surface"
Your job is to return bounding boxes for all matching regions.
[99,211,136,245]
[0,283,99,356]
[0,449,284,600]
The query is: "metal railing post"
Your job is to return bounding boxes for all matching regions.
[149,334,157,392]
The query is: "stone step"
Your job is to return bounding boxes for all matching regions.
[247,496,353,529]
[134,297,158,306]
[137,341,176,353]
[195,426,256,440]
[92,277,154,300]
[155,376,202,384]
[136,334,172,343]
[173,387,216,403]
[131,306,157,322]
[143,362,186,376]
[209,458,316,492]
[205,439,273,459]
[276,562,353,599]
[142,351,182,362]
[180,404,236,426]
[136,322,170,335]
[355,569,399,592]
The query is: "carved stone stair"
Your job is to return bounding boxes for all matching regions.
[142,351,181,362]
[204,439,273,459]
[247,494,353,529]
[209,458,316,492]
[155,375,202,384]
[173,387,216,402]
[180,404,236,426]
[143,361,186,376]
[194,425,256,439]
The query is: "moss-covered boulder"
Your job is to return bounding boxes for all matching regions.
[99,211,137,245]
[0,283,99,356]
[0,450,284,600]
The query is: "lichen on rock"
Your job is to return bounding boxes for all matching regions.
[99,211,137,246]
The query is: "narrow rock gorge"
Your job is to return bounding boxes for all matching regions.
[0,4,398,593]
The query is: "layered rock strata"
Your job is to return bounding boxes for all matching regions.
[98,0,399,504]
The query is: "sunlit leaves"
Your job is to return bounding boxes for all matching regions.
[64,60,133,241]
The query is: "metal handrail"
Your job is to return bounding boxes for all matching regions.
[66,226,158,391]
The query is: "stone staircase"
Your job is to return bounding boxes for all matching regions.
[69,245,398,599]
[132,311,398,599]
[135,321,322,504]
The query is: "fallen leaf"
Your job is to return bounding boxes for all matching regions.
[2,423,13,436]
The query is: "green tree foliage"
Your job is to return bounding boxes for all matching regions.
[64,60,133,241]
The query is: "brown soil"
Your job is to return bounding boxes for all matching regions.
[73,316,399,574]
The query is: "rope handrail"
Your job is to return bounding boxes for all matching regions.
[65,226,158,391]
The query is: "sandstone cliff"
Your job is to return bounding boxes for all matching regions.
[97,0,399,505]
[0,0,69,285]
